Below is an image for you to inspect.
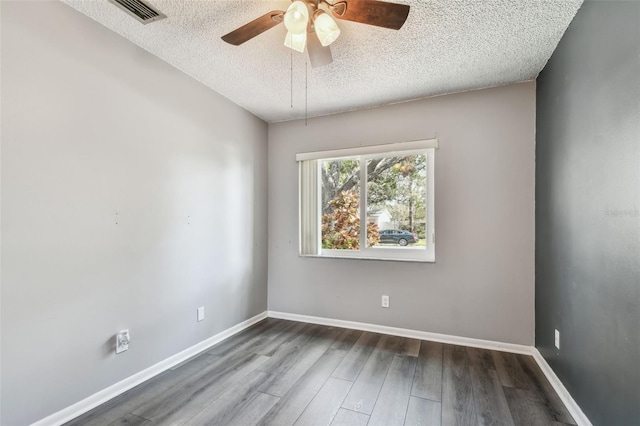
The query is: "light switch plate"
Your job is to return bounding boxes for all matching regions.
[197,306,205,322]
[554,329,560,349]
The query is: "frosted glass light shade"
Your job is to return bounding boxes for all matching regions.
[284,1,309,35]
[314,12,341,47]
[285,31,307,53]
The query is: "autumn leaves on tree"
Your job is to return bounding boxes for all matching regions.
[321,154,427,250]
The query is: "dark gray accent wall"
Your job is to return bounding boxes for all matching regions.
[535,1,640,425]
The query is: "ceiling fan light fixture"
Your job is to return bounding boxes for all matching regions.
[284,1,309,34]
[314,11,341,47]
[284,30,307,53]
[221,0,411,68]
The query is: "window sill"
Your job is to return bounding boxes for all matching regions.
[299,254,435,263]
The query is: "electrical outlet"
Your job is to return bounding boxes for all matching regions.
[381,295,390,308]
[197,306,205,322]
[554,329,560,349]
[116,329,130,354]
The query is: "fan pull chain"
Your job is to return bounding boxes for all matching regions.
[290,48,293,108]
[305,59,308,126]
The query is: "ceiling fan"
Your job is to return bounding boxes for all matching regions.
[221,0,410,68]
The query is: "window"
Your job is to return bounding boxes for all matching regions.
[298,140,436,262]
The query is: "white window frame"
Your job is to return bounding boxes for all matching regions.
[298,140,436,262]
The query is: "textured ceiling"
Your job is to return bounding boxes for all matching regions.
[61,0,582,123]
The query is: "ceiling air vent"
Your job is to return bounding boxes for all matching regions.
[108,0,166,24]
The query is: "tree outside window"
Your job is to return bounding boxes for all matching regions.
[321,154,427,250]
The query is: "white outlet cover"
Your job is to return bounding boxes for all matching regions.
[116,329,130,354]
[381,295,390,308]
[554,329,560,349]
[197,307,205,322]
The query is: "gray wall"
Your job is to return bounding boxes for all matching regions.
[0,2,268,424]
[535,1,640,425]
[268,82,536,346]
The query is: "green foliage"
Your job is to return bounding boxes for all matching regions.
[367,155,427,233]
[322,190,380,249]
[321,159,360,216]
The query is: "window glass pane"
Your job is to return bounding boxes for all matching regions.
[366,154,427,249]
[321,158,361,250]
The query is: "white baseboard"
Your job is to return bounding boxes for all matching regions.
[267,310,534,355]
[32,310,592,426]
[267,310,592,426]
[532,349,593,426]
[31,311,268,426]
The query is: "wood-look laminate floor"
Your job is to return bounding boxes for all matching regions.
[66,319,576,426]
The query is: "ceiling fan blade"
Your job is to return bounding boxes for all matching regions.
[307,35,333,68]
[328,0,409,30]
[221,10,284,46]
